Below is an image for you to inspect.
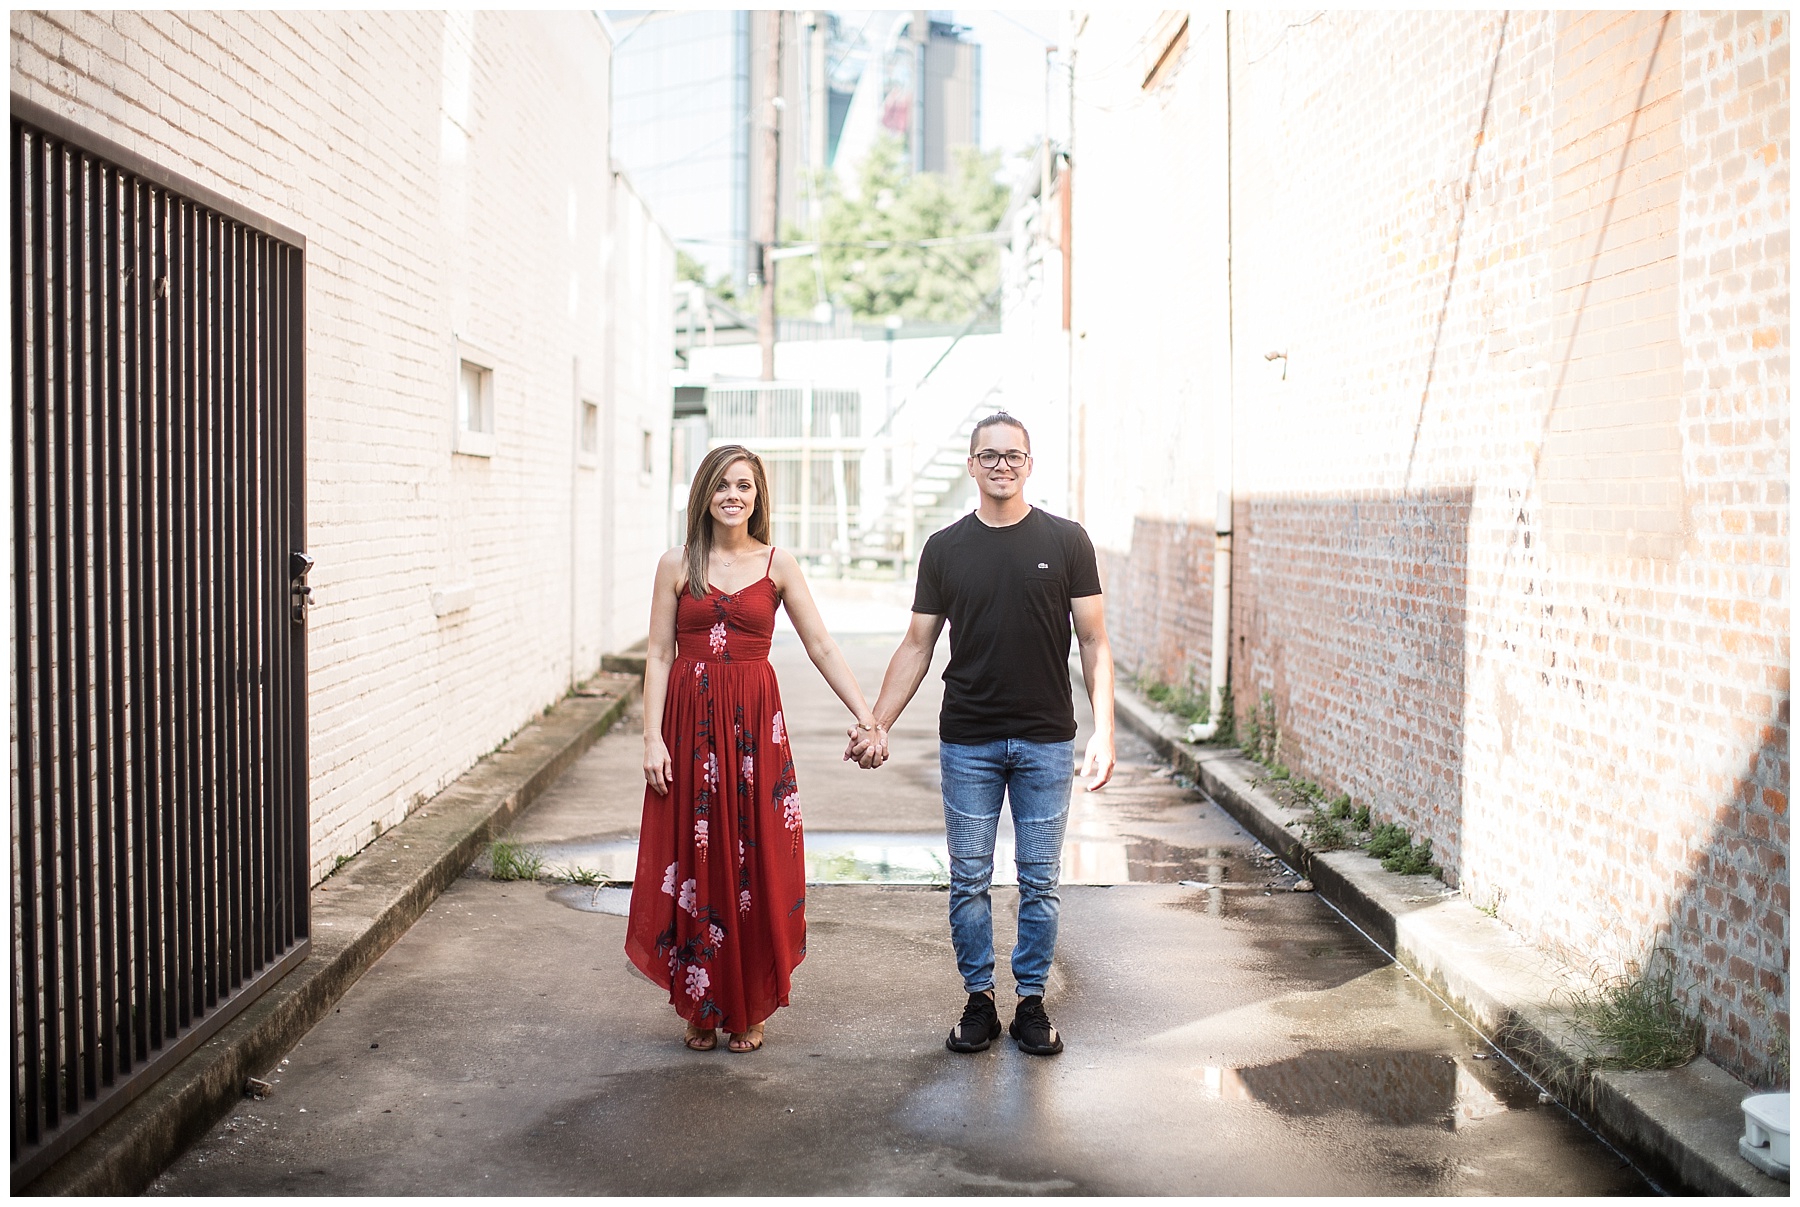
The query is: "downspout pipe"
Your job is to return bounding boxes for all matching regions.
[1184,510,1233,743]
[1185,16,1234,745]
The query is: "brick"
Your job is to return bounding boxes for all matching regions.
[1073,8,1788,1086]
[11,11,674,882]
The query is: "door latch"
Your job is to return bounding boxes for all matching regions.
[291,551,315,626]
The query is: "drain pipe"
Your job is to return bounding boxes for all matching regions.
[1186,17,1234,745]
[1185,505,1233,743]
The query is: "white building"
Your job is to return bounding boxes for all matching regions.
[11,10,675,881]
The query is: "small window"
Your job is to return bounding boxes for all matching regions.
[641,429,655,476]
[454,356,495,457]
[577,399,600,469]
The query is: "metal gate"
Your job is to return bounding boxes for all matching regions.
[10,98,311,1184]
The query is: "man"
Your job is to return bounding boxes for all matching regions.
[848,411,1115,1057]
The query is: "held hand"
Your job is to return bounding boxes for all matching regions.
[644,736,674,796]
[844,723,889,769]
[1080,732,1115,792]
[859,728,890,770]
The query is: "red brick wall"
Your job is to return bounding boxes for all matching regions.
[1228,491,1473,874]
[1100,519,1215,692]
[1657,10,1789,1081]
[1076,10,1788,1085]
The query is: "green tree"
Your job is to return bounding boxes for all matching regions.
[776,136,1010,323]
[676,248,741,307]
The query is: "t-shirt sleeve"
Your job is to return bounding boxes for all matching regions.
[1068,523,1103,598]
[912,537,947,614]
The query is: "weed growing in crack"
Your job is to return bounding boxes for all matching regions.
[1213,684,1237,745]
[488,839,545,881]
[564,866,605,887]
[1368,822,1440,876]
[1139,674,1210,726]
[1241,690,1281,765]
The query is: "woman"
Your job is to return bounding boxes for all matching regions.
[624,444,882,1053]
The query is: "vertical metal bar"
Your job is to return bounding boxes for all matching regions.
[249,234,270,969]
[173,196,195,1032]
[288,244,308,943]
[99,161,127,1089]
[70,147,100,1108]
[15,118,44,1152]
[124,174,149,1071]
[152,181,175,1051]
[224,219,243,992]
[50,134,77,1124]
[274,242,291,948]
[86,151,112,1092]
[201,205,222,1007]
[208,214,228,992]
[266,242,288,942]
[188,203,207,1014]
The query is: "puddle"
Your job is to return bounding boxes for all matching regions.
[1168,846,1239,918]
[529,833,1239,888]
[547,884,634,916]
[1200,1048,1508,1130]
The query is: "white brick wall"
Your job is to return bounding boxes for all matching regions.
[12,11,675,882]
[1066,11,1231,546]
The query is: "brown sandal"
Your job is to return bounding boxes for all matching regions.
[684,1023,717,1051]
[727,1023,765,1053]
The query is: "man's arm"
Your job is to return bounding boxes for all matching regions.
[1071,594,1116,791]
[846,610,946,767]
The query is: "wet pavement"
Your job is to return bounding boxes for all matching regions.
[150,602,1653,1196]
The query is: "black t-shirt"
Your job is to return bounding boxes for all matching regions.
[913,507,1103,744]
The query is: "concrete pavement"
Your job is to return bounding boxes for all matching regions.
[1112,684,1787,1197]
[145,593,1650,1197]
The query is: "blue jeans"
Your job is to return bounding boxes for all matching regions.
[939,738,1075,998]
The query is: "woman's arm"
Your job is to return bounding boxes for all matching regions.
[641,548,685,794]
[769,549,878,730]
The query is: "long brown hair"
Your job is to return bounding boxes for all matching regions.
[683,444,772,599]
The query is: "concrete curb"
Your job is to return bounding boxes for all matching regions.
[25,673,642,1197]
[1111,682,1784,1198]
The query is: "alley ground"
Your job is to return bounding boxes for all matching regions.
[151,582,1651,1196]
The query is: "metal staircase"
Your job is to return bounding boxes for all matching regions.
[859,400,993,566]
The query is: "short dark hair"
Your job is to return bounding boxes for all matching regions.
[969,411,1030,455]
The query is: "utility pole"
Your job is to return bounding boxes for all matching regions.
[910,10,928,173]
[806,10,829,318]
[758,11,784,381]
[1041,45,1055,240]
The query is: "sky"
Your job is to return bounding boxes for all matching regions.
[825,9,1066,158]
[949,9,1064,158]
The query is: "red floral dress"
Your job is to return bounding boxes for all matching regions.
[625,552,806,1034]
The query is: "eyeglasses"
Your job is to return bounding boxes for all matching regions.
[973,450,1029,469]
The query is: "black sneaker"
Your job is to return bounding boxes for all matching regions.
[946,992,1002,1053]
[1009,994,1064,1055]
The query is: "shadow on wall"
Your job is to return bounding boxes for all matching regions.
[1227,488,1474,877]
[1661,718,1791,1088]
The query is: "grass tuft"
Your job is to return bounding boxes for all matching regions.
[1367,822,1439,876]
[1570,963,1704,1071]
[488,839,545,882]
[1140,676,1211,726]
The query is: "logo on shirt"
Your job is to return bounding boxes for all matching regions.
[1037,562,1049,569]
